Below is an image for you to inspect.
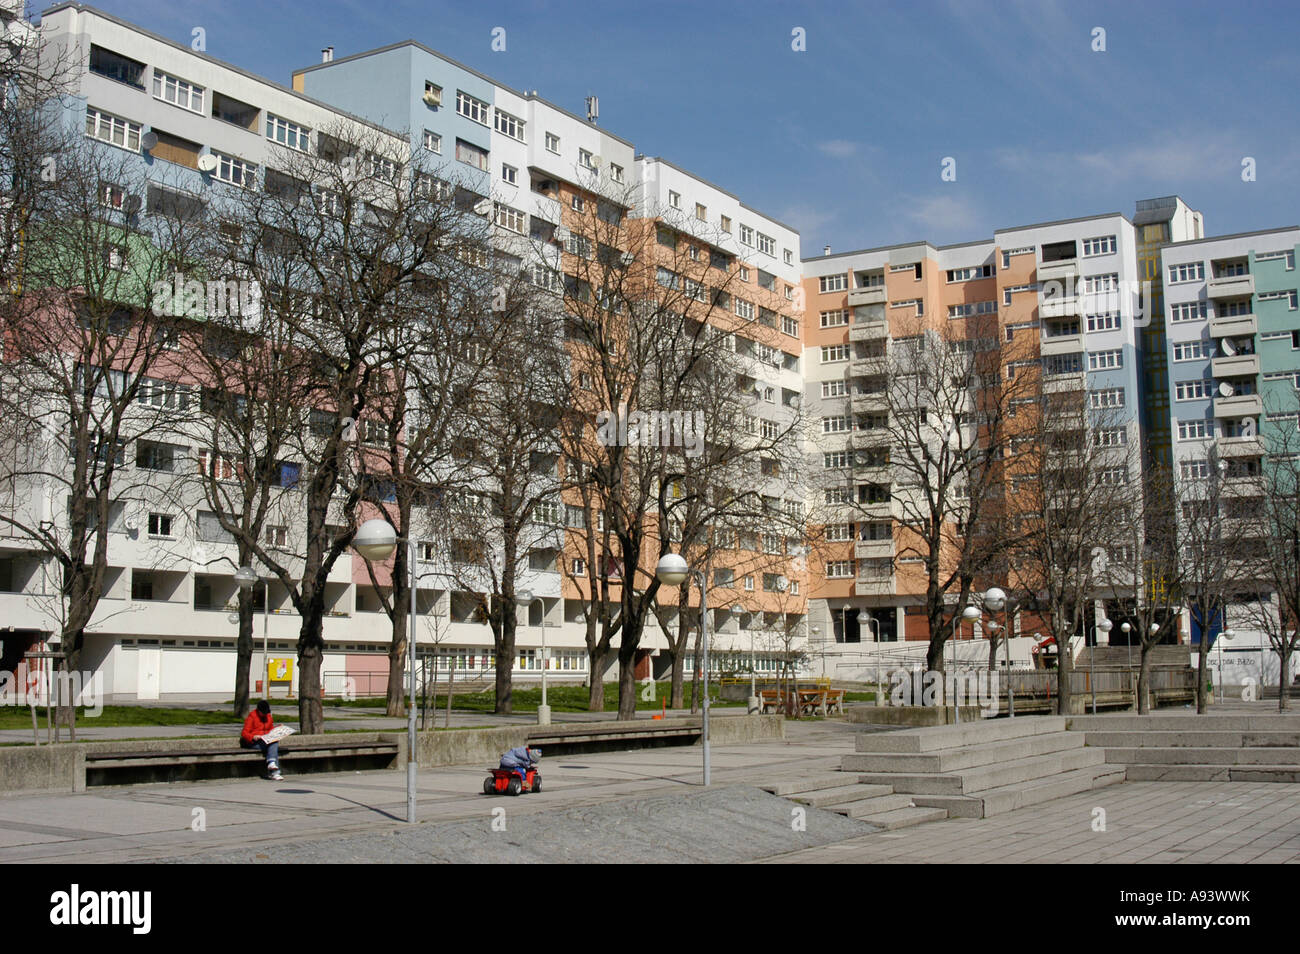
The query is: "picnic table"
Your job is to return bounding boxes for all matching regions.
[759,687,845,716]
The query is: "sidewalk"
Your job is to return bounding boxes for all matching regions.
[0,720,858,864]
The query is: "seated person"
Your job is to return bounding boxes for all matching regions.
[498,745,542,783]
[241,700,284,781]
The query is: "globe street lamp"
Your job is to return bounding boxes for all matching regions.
[351,519,417,824]
[657,553,711,785]
[953,605,982,722]
[515,589,549,725]
[234,565,269,701]
[1094,618,1113,714]
[983,587,1012,717]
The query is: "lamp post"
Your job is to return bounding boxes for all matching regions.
[983,587,1011,717]
[1217,628,1235,704]
[1121,621,1132,708]
[657,553,709,785]
[234,565,269,701]
[954,605,981,722]
[352,519,417,824]
[515,589,549,725]
[1094,618,1113,714]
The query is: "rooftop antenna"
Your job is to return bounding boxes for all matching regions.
[586,95,598,124]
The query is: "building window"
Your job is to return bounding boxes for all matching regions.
[757,233,775,256]
[455,139,489,172]
[720,215,732,233]
[820,310,849,327]
[1177,419,1213,440]
[85,107,141,151]
[1089,388,1125,409]
[782,316,799,337]
[1086,312,1121,332]
[501,163,517,185]
[1088,349,1123,371]
[668,190,681,209]
[573,558,586,577]
[821,344,850,363]
[1168,262,1205,284]
[147,513,174,537]
[1082,235,1117,256]
[213,151,255,188]
[456,90,491,125]
[1095,428,1127,447]
[1170,301,1209,323]
[423,129,442,153]
[152,71,203,112]
[89,45,145,87]
[266,114,310,152]
[494,109,525,141]
[1174,379,1211,401]
[945,264,995,283]
[826,561,853,579]
[610,163,624,183]
[545,132,560,153]
[819,274,847,293]
[739,224,754,246]
[493,202,526,234]
[579,148,596,170]
[1172,340,1210,361]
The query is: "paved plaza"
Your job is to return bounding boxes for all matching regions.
[2,718,1298,863]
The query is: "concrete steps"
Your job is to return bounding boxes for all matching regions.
[1065,713,1300,783]
[842,715,1127,817]
[760,772,948,831]
[856,745,1106,796]
[913,765,1126,818]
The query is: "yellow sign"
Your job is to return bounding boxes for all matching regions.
[268,657,294,683]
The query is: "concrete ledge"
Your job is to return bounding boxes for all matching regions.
[845,705,986,727]
[0,745,84,796]
[853,716,1067,754]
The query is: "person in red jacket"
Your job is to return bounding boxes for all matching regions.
[240,700,283,780]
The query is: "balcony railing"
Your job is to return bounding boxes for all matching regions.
[1208,314,1256,338]
[1036,258,1080,282]
[847,286,887,307]
[1213,393,1263,418]
[1211,354,1260,379]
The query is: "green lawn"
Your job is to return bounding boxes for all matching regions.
[332,680,743,713]
[0,705,299,731]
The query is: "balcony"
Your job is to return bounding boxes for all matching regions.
[1207,274,1255,299]
[1213,394,1263,418]
[1211,354,1260,379]
[852,355,887,376]
[847,286,887,307]
[855,539,895,560]
[1037,258,1080,282]
[1040,334,1084,357]
[850,319,889,341]
[1209,314,1257,338]
[1038,293,1080,318]
[1218,435,1265,459]
[851,392,888,414]
[855,576,896,597]
[1043,372,1086,393]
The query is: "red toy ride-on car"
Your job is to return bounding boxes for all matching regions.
[483,766,541,796]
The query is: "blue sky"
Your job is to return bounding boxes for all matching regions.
[63,0,1300,256]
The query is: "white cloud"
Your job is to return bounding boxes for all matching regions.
[817,140,859,159]
[902,193,982,235]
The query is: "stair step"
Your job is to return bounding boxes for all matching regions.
[913,765,1125,818]
[858,806,948,830]
[854,716,1067,754]
[856,745,1105,795]
[1103,746,1300,766]
[831,793,916,818]
[1080,730,1300,748]
[843,729,1083,774]
[790,783,895,808]
[1126,763,1300,782]
[1068,715,1300,733]
[760,773,858,797]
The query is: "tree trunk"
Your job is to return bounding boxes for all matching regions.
[1196,633,1209,714]
[298,637,324,735]
[494,603,516,715]
[670,644,687,711]
[233,588,254,718]
[446,664,454,729]
[1279,644,1291,713]
[617,643,637,721]
[1055,631,1073,715]
[587,647,607,710]
[1137,644,1153,715]
[385,598,409,718]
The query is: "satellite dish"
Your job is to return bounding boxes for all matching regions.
[197,153,219,173]
[1221,338,1237,356]
[140,131,158,151]
[1218,381,1234,398]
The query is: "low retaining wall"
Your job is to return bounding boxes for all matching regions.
[0,715,784,793]
[845,705,988,727]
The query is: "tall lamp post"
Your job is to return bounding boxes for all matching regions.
[1120,621,1132,708]
[352,519,418,824]
[954,605,981,722]
[983,587,1011,717]
[1217,628,1235,703]
[515,589,549,725]
[657,553,710,785]
[234,565,269,700]
[1094,618,1113,714]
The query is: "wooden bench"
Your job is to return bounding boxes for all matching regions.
[83,735,401,786]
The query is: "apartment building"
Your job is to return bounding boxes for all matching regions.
[800,212,1147,657]
[1,4,809,700]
